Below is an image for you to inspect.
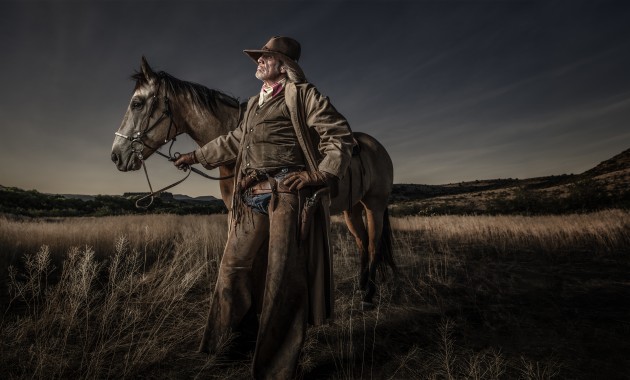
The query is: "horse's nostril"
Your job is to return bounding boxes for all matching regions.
[111,153,119,163]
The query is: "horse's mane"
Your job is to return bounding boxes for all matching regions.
[131,71,241,115]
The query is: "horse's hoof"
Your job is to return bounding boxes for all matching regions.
[360,301,375,311]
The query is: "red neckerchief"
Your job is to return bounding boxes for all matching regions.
[259,78,286,106]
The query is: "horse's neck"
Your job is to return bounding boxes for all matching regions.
[171,89,241,206]
[174,92,241,147]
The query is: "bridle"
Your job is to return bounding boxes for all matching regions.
[115,74,176,157]
[115,73,233,209]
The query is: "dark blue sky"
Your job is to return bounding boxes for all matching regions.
[1,0,629,197]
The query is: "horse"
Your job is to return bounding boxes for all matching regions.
[111,57,396,307]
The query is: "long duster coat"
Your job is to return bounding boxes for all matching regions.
[194,81,355,325]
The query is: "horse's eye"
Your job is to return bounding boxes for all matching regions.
[131,101,143,110]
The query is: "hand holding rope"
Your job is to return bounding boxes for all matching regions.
[173,151,198,169]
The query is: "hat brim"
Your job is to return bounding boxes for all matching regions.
[243,49,297,64]
[243,50,306,82]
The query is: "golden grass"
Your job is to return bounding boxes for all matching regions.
[1,210,628,378]
[391,209,629,254]
[0,214,228,272]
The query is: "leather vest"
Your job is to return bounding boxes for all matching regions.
[240,93,305,176]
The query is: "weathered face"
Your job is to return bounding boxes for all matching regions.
[255,53,285,83]
[111,58,169,171]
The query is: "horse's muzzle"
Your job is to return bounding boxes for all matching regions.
[111,151,139,171]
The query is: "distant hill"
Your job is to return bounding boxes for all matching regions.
[58,192,221,204]
[2,148,629,217]
[584,148,630,177]
[390,148,630,215]
[59,194,96,202]
[0,188,226,217]
[172,194,220,203]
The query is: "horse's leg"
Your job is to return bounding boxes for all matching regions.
[342,203,370,291]
[362,199,387,307]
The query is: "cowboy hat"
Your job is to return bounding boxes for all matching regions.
[243,36,306,81]
[243,36,301,63]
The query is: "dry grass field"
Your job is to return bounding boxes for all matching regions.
[1,211,629,379]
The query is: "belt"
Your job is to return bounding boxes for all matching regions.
[249,179,296,195]
[241,167,302,195]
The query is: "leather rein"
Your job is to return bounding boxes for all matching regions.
[114,73,234,209]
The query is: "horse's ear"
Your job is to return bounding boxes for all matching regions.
[141,56,158,83]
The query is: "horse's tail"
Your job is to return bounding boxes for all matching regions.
[379,207,397,277]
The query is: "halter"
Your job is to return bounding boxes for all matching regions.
[115,73,233,209]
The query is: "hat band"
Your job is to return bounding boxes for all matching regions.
[260,47,298,62]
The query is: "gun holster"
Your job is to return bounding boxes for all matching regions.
[300,187,329,241]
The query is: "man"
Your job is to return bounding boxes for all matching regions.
[174,36,354,379]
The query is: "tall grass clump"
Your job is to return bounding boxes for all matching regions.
[1,215,228,379]
[0,214,228,295]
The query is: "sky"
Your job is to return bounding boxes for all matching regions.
[1,0,629,198]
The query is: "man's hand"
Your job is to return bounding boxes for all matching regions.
[282,171,335,191]
[173,152,198,170]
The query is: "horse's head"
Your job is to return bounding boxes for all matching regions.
[111,57,176,171]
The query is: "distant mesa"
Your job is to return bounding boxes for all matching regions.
[60,194,96,201]
[123,192,174,201]
[122,192,219,204]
